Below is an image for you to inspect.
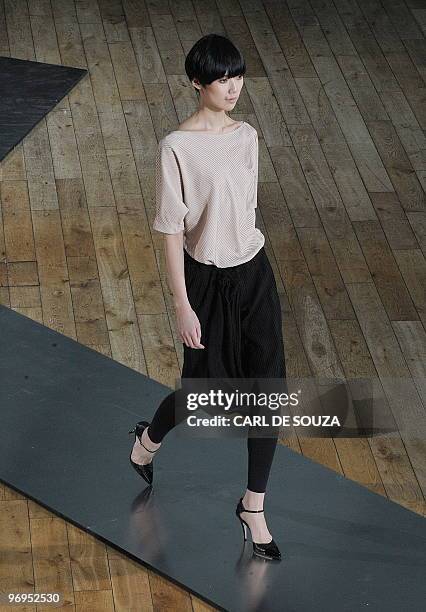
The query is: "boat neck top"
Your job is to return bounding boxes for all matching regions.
[170,120,246,136]
[153,121,265,268]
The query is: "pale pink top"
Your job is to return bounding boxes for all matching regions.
[153,121,265,268]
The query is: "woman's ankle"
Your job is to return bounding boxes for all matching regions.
[141,426,162,451]
[242,489,265,511]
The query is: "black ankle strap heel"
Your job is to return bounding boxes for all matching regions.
[128,420,158,486]
[236,497,282,561]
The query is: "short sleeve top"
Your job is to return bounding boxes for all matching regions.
[153,121,265,268]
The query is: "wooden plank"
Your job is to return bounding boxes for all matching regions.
[404,38,426,84]
[367,120,425,212]
[349,140,395,193]
[336,54,388,123]
[73,590,115,610]
[191,595,218,612]
[32,209,76,338]
[381,0,424,40]
[369,192,419,250]
[54,9,86,68]
[0,500,36,612]
[148,12,184,76]
[0,186,7,299]
[291,12,394,192]
[66,523,111,592]
[337,0,426,131]
[47,109,82,180]
[128,25,166,83]
[23,121,59,211]
[28,499,56,520]
[321,142,377,221]
[329,318,425,504]
[118,210,166,316]
[75,0,102,24]
[376,89,426,172]
[393,320,426,409]
[7,261,38,286]
[275,243,346,468]
[0,181,35,262]
[30,13,62,65]
[137,312,181,386]
[149,569,195,612]
[296,225,356,320]
[345,280,426,494]
[106,148,141,211]
[68,254,110,346]
[357,0,405,54]
[271,145,321,229]
[337,15,400,92]
[295,76,346,145]
[244,77,292,145]
[98,0,130,43]
[291,139,371,283]
[108,41,145,100]
[122,0,149,28]
[352,219,419,320]
[80,22,131,151]
[72,15,108,75]
[407,211,426,255]
[4,0,35,60]
[28,1,55,17]
[390,63,425,129]
[244,7,310,125]
[55,177,110,347]
[262,1,316,78]
[310,0,357,56]
[122,99,158,167]
[2,486,26,500]
[0,0,10,55]
[29,517,75,609]
[50,0,78,24]
[393,249,426,328]
[89,206,146,373]
[9,286,41,311]
[67,77,116,208]
[0,146,26,182]
[107,552,154,611]
[410,7,426,37]
[257,186,318,453]
[56,178,92,258]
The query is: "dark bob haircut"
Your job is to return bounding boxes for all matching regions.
[185,34,246,96]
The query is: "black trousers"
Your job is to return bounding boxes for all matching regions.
[148,246,287,493]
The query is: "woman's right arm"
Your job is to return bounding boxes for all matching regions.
[153,141,204,349]
[164,231,205,350]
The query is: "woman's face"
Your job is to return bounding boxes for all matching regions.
[195,73,244,110]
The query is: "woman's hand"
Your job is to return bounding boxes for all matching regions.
[176,303,205,349]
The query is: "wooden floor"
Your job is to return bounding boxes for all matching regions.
[1,0,426,610]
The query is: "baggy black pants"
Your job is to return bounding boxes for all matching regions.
[148,246,287,492]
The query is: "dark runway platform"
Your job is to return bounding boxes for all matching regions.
[1,304,425,611]
[0,56,86,162]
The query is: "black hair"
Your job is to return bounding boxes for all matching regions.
[185,34,246,96]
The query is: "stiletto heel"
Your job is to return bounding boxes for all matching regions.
[128,420,158,485]
[240,517,248,541]
[235,497,282,560]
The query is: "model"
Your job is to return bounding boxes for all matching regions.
[128,34,287,562]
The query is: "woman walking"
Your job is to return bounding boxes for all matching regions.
[129,34,286,561]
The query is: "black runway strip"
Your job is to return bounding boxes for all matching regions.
[0,304,425,611]
[0,56,87,161]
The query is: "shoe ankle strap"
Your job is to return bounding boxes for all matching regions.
[240,498,264,512]
[141,442,157,453]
